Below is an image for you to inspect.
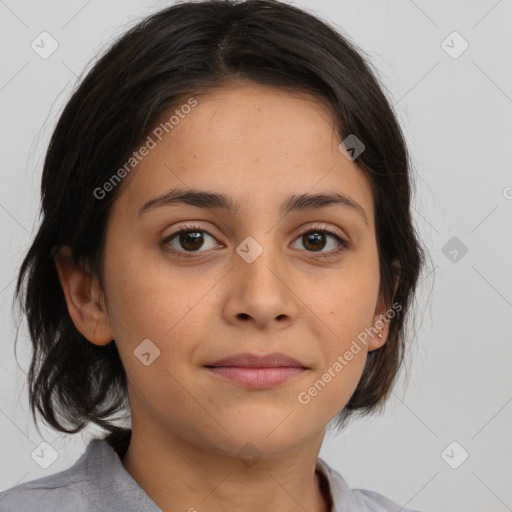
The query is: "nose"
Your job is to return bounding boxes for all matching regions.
[222,235,298,330]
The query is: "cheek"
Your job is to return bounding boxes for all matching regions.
[294,258,379,414]
[295,348,367,428]
[302,261,380,343]
[101,242,224,385]
[102,237,190,333]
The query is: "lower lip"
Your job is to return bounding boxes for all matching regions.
[206,366,306,388]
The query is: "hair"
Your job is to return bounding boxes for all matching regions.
[14,0,429,457]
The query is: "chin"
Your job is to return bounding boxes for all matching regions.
[210,420,316,459]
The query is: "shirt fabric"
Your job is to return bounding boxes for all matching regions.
[0,438,421,511]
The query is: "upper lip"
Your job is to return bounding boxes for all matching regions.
[205,352,307,368]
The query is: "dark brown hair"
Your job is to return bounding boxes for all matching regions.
[14,0,429,455]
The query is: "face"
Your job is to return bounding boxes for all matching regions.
[79,81,390,458]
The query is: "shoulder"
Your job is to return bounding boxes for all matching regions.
[0,437,161,512]
[316,457,422,512]
[0,445,101,512]
[350,488,421,512]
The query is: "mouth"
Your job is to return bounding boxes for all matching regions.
[204,352,308,389]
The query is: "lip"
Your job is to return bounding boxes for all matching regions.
[205,352,307,368]
[204,352,308,389]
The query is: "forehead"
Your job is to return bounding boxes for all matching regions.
[113,81,374,225]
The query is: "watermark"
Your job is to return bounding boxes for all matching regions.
[31,31,59,59]
[297,301,402,405]
[236,236,264,263]
[134,338,161,366]
[237,441,262,468]
[441,441,469,469]
[338,134,365,161]
[440,31,469,60]
[93,97,198,200]
[442,236,468,263]
[31,441,59,469]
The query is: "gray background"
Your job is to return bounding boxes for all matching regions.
[1,1,511,511]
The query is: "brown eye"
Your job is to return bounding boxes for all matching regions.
[178,230,204,251]
[292,226,348,257]
[301,232,327,251]
[162,224,219,257]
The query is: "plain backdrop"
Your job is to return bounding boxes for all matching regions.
[1,1,511,511]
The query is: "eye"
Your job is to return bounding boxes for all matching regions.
[291,224,348,258]
[162,224,220,258]
[161,223,348,259]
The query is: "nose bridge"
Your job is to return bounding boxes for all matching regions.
[227,227,296,325]
[235,230,284,291]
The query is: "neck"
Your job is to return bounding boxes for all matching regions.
[121,426,330,512]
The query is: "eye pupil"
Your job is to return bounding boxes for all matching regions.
[303,232,326,251]
[180,231,203,250]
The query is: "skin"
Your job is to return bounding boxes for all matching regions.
[55,80,396,512]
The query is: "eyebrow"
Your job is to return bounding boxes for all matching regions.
[138,188,368,225]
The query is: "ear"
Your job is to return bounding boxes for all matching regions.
[54,246,114,346]
[368,261,400,352]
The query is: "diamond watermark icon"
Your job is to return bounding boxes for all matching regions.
[134,338,161,366]
[237,442,262,468]
[442,236,468,263]
[31,31,59,59]
[236,236,263,264]
[441,31,469,59]
[441,441,469,469]
[31,441,59,469]
[338,134,365,161]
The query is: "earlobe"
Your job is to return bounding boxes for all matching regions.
[54,246,113,346]
[368,264,400,352]
[367,315,389,352]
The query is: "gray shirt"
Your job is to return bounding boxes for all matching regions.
[0,439,420,511]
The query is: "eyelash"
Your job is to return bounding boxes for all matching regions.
[161,223,349,260]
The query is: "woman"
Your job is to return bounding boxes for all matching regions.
[0,1,426,510]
